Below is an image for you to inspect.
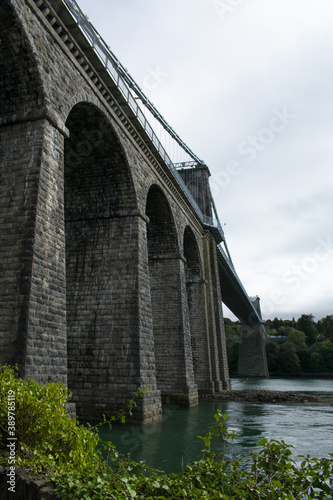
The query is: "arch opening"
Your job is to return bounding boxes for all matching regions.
[146,185,178,258]
[64,102,138,418]
[184,226,201,282]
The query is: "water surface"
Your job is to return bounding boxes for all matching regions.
[99,378,333,473]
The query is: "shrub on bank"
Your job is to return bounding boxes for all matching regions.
[0,366,332,499]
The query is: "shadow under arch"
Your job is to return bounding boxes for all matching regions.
[64,101,141,419]
[183,226,204,384]
[183,226,201,282]
[145,184,178,258]
[145,185,198,406]
[0,0,45,121]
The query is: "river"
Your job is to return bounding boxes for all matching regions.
[99,378,333,473]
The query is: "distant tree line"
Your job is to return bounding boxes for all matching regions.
[225,314,333,375]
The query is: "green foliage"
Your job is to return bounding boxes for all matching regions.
[277,342,303,374]
[0,365,102,477]
[287,329,307,349]
[266,342,280,373]
[112,387,149,424]
[266,317,296,331]
[299,340,333,373]
[263,313,333,374]
[197,409,236,460]
[228,313,333,375]
[317,315,333,340]
[297,314,318,346]
[1,366,333,499]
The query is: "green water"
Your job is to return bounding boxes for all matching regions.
[99,378,333,473]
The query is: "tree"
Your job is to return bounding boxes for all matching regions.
[317,315,333,340]
[263,313,332,374]
[266,342,280,373]
[277,343,302,374]
[296,314,318,346]
[306,350,323,373]
[275,326,291,336]
[287,329,307,349]
[272,317,285,330]
[313,339,333,372]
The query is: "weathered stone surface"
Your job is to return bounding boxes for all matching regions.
[0,469,59,500]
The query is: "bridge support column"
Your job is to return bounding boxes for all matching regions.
[199,233,230,392]
[66,211,163,422]
[133,213,163,422]
[186,277,215,394]
[238,323,269,377]
[0,117,68,384]
[208,234,231,391]
[149,254,198,407]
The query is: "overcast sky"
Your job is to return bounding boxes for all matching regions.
[76,0,333,322]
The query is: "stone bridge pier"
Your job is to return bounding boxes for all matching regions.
[238,297,269,378]
[0,0,231,422]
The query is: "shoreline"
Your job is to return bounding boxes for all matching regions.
[200,390,333,405]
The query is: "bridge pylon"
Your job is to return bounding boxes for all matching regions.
[238,297,269,378]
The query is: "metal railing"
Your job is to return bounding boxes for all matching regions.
[203,215,225,237]
[174,161,205,169]
[62,0,203,163]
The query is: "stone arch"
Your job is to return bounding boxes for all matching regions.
[65,101,137,218]
[145,186,197,405]
[0,1,45,121]
[183,226,201,320]
[64,102,141,418]
[145,184,178,258]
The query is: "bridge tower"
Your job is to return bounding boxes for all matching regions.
[238,296,269,378]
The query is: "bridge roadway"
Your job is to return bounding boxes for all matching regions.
[53,0,262,328]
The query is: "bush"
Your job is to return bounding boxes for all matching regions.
[0,365,102,477]
[1,366,332,499]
